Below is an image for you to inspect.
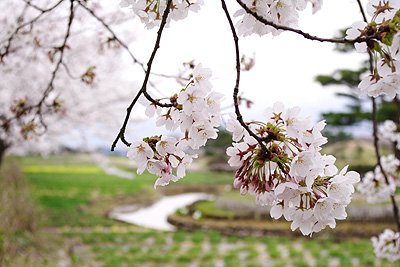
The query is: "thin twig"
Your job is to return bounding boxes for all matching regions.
[75,0,183,88]
[61,62,80,80]
[221,0,271,160]
[22,0,54,12]
[75,0,145,71]
[356,0,368,23]
[111,0,173,151]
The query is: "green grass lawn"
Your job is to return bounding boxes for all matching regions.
[19,154,234,227]
[2,154,398,266]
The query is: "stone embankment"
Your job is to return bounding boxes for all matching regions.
[168,193,397,238]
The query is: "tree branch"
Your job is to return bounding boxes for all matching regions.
[235,0,378,44]
[221,0,271,160]
[0,0,64,63]
[37,0,75,118]
[3,0,75,131]
[111,0,173,151]
[358,0,400,231]
[356,0,368,23]
[372,98,400,231]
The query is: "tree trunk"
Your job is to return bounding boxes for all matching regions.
[0,138,9,167]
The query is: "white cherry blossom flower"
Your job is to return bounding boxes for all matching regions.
[177,154,198,178]
[139,96,161,118]
[357,155,398,203]
[206,92,224,115]
[177,85,207,115]
[372,229,400,262]
[156,136,177,156]
[359,70,399,99]
[226,113,245,142]
[127,141,153,165]
[192,63,212,91]
[345,21,368,53]
[120,0,205,29]
[255,191,275,206]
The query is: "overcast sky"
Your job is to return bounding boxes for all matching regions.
[117,0,370,144]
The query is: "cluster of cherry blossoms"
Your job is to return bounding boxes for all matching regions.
[357,154,399,203]
[127,64,223,188]
[234,0,323,37]
[372,229,400,262]
[226,102,360,236]
[357,120,400,203]
[346,0,400,98]
[380,120,400,150]
[356,118,400,261]
[119,0,204,29]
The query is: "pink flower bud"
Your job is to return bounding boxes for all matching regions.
[240,185,248,195]
[233,177,242,188]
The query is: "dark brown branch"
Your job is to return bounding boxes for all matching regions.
[111,0,173,151]
[372,98,400,231]
[357,0,400,232]
[221,0,271,160]
[235,0,378,44]
[356,0,368,23]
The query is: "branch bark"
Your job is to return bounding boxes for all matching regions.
[111,0,173,151]
[356,0,400,232]
[221,0,271,160]
[372,98,400,231]
[235,0,379,44]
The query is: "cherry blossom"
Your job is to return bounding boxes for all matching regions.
[234,0,323,37]
[379,120,400,150]
[345,0,400,99]
[367,0,400,23]
[226,102,360,236]
[226,113,246,142]
[127,63,222,188]
[0,0,141,158]
[372,229,400,262]
[120,0,204,29]
[127,140,154,166]
[192,63,213,92]
[357,154,399,203]
[345,21,368,53]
